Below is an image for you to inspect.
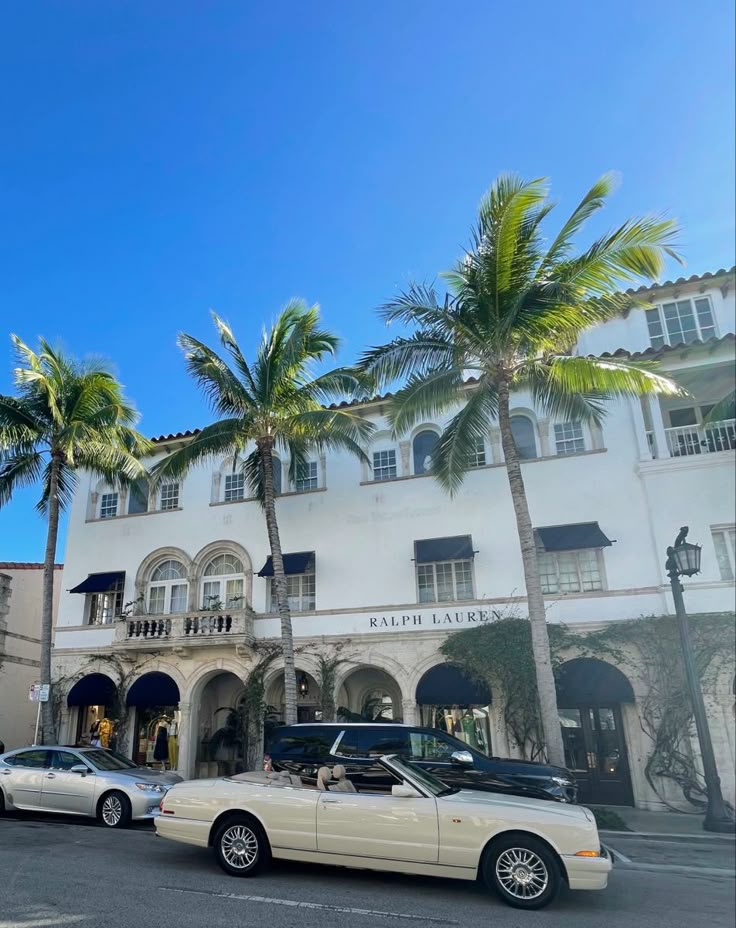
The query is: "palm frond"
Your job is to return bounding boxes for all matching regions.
[431,385,499,495]
[149,418,246,486]
[177,333,254,416]
[542,355,686,400]
[540,173,617,269]
[36,461,79,515]
[0,449,44,508]
[359,333,460,389]
[387,367,466,437]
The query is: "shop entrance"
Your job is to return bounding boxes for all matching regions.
[416,664,493,755]
[126,672,181,770]
[557,659,635,806]
[67,673,120,750]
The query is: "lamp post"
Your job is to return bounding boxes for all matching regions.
[666,526,734,833]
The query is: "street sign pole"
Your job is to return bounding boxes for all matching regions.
[33,699,42,746]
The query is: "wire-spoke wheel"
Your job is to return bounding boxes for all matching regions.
[98,791,131,829]
[483,835,560,910]
[214,815,270,878]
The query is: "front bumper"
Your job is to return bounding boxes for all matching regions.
[562,848,612,891]
[129,789,168,821]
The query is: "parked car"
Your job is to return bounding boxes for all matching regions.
[0,745,182,828]
[266,723,577,802]
[156,754,608,909]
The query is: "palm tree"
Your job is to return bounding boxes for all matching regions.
[360,174,685,766]
[150,303,372,724]
[0,337,151,743]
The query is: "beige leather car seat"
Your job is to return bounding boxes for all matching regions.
[317,766,333,790]
[330,764,357,792]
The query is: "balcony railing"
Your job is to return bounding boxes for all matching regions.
[664,420,736,458]
[114,610,254,647]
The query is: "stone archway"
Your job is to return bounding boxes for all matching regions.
[415,662,493,755]
[556,657,636,806]
[125,672,181,769]
[336,666,403,721]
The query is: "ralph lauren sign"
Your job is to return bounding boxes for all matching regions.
[368,608,505,630]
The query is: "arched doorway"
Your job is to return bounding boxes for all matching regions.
[196,672,247,778]
[266,669,321,723]
[416,664,492,755]
[556,658,635,806]
[67,673,119,749]
[126,672,180,770]
[337,667,402,721]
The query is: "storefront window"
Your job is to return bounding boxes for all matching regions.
[134,707,179,770]
[419,704,491,755]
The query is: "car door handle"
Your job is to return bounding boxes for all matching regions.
[1,769,11,775]
[322,798,341,804]
[45,773,56,779]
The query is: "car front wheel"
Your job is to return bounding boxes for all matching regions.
[482,834,561,910]
[98,791,132,829]
[213,815,270,877]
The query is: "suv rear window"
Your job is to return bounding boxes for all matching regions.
[268,727,334,757]
[335,727,410,757]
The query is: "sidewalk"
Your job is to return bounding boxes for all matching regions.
[591,804,736,838]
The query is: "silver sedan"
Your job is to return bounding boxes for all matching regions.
[0,745,182,828]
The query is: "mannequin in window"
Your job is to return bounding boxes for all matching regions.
[154,722,170,769]
[99,718,114,749]
[90,719,102,748]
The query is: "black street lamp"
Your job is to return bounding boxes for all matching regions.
[666,526,734,833]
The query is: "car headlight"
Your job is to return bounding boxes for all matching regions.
[550,776,573,787]
[135,782,165,793]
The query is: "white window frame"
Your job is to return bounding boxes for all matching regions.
[223,472,246,502]
[294,460,319,493]
[99,492,119,519]
[645,296,717,349]
[416,559,475,604]
[86,579,124,625]
[711,525,736,581]
[158,482,180,512]
[372,448,398,481]
[537,548,606,594]
[469,436,487,468]
[200,554,246,610]
[147,560,189,614]
[268,571,316,613]
[554,421,585,455]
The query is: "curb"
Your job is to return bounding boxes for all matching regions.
[600,829,736,841]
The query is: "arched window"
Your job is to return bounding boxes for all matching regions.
[201,554,245,610]
[510,416,538,459]
[147,559,188,615]
[413,430,439,475]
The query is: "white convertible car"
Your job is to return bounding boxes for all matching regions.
[156,754,610,910]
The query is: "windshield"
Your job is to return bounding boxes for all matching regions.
[383,755,458,797]
[82,749,138,771]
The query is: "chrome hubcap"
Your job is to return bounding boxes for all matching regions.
[496,848,549,899]
[102,796,122,826]
[221,824,258,869]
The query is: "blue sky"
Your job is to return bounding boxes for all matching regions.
[1,0,734,561]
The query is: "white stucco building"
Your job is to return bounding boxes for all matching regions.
[52,267,736,810]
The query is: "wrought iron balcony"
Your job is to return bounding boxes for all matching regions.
[664,419,736,458]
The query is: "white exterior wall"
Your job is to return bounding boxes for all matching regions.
[52,271,736,810]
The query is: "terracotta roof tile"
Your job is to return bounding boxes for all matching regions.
[598,332,735,361]
[624,266,735,296]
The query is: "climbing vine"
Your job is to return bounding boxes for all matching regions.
[441,613,734,808]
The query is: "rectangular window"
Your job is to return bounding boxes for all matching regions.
[99,492,118,519]
[711,527,736,581]
[554,421,585,455]
[169,583,188,613]
[417,560,474,603]
[538,549,604,594]
[269,572,316,612]
[128,479,149,515]
[159,482,179,511]
[295,461,319,492]
[148,586,166,615]
[373,449,397,481]
[469,437,487,468]
[87,579,124,625]
[223,473,245,502]
[645,296,717,348]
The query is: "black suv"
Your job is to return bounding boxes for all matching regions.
[267,723,577,802]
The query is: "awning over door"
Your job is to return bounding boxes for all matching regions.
[416,664,491,705]
[534,523,613,552]
[69,571,125,594]
[414,536,474,563]
[67,673,118,707]
[257,552,314,577]
[126,672,180,707]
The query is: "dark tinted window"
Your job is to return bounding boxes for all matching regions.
[336,727,410,757]
[50,750,83,771]
[6,750,49,769]
[269,727,333,757]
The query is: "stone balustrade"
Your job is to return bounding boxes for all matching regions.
[113,609,254,650]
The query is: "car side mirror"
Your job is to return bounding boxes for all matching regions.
[451,750,474,766]
[70,764,90,777]
[392,784,421,799]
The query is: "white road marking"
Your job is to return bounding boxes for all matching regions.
[604,843,632,864]
[160,886,459,923]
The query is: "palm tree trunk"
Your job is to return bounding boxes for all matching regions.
[257,439,298,725]
[40,455,61,744]
[497,381,565,767]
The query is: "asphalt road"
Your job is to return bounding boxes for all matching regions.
[0,815,734,928]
